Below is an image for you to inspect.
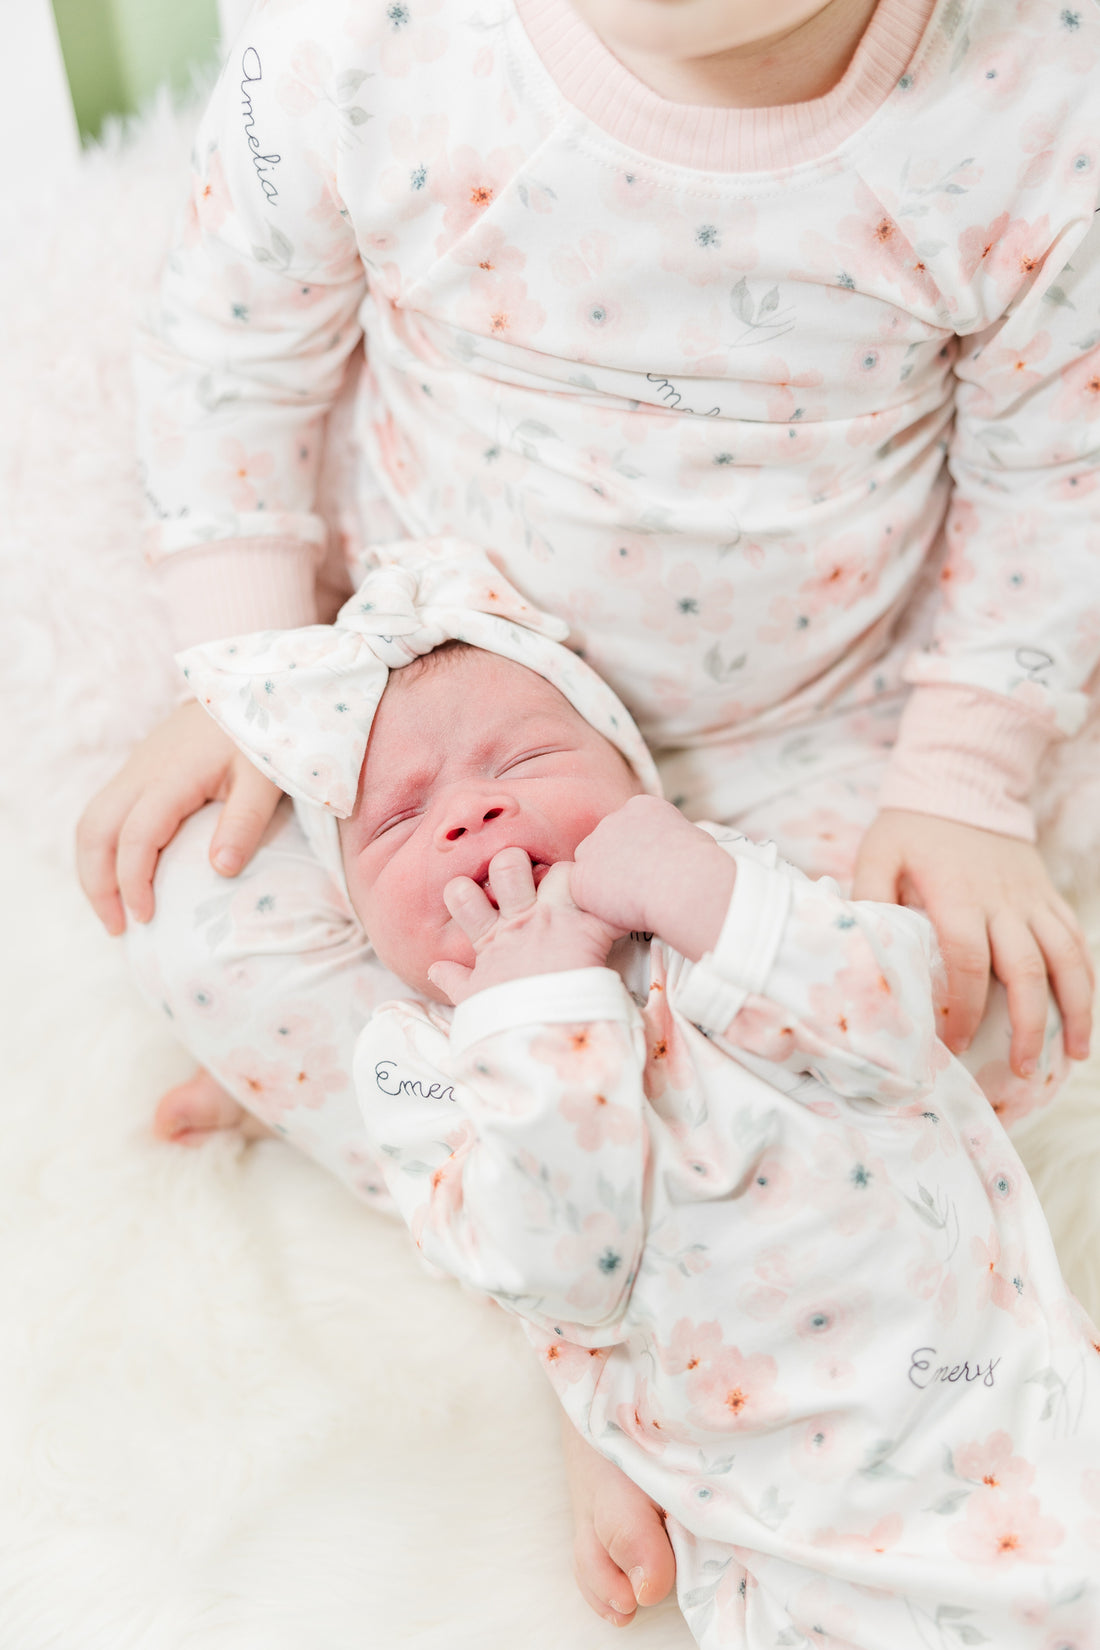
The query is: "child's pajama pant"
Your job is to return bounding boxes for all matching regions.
[127,701,1066,1207]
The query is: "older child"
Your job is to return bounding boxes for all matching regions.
[180,546,1100,1650]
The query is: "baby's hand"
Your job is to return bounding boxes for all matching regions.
[853,810,1094,1077]
[76,699,284,933]
[427,849,622,1006]
[571,796,736,962]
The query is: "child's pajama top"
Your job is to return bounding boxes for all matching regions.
[136,0,1100,843]
[354,829,1100,1649]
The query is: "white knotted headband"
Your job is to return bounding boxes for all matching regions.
[177,538,662,893]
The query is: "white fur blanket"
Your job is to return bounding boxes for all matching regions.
[1,100,1098,1650]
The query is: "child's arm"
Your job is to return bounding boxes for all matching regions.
[79,2,371,928]
[867,205,1100,1075]
[356,853,648,1340]
[572,797,943,1102]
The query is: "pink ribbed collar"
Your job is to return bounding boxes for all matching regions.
[513,0,940,172]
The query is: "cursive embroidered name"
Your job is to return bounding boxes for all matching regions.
[908,1345,1001,1390]
[375,1060,456,1103]
[241,48,281,204]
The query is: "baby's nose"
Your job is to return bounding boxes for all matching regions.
[434,789,518,847]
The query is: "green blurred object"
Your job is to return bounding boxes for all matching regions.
[52,0,221,142]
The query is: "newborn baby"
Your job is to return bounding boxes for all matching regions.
[180,544,1100,1650]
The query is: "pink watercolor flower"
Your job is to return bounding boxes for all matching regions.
[558,1087,639,1152]
[798,533,876,614]
[372,411,420,496]
[539,1336,610,1392]
[789,1415,860,1483]
[529,1022,625,1086]
[275,41,332,115]
[378,112,450,217]
[430,143,526,244]
[346,0,448,78]
[659,203,758,287]
[1050,349,1100,423]
[894,1100,959,1164]
[957,212,1052,299]
[615,1376,683,1455]
[639,561,736,644]
[555,1212,634,1312]
[950,1485,1064,1566]
[185,150,232,243]
[686,1344,786,1432]
[450,221,526,275]
[811,1513,903,1558]
[600,169,660,218]
[209,439,276,512]
[953,1431,1036,1493]
[657,1316,725,1376]
[456,270,547,344]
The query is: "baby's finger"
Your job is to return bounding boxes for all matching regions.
[443,875,498,943]
[210,763,282,876]
[988,912,1049,1077]
[1032,908,1094,1062]
[427,960,474,1006]
[930,910,990,1053]
[487,847,536,916]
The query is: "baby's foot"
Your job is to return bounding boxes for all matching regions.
[562,1416,677,1626]
[153,1067,273,1146]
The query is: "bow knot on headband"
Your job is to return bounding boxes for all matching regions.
[178,538,661,823]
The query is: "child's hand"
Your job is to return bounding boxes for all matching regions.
[852,809,1094,1076]
[76,700,284,934]
[427,848,622,1006]
[571,796,736,962]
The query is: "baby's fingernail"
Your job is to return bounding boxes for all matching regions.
[1019,1058,1037,1078]
[212,848,241,875]
[628,1566,647,1603]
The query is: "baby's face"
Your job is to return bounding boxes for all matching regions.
[339,650,643,999]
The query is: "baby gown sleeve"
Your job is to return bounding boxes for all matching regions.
[354,970,650,1344]
[673,831,943,1102]
[134,0,370,647]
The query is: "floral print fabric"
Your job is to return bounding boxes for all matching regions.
[136,0,1100,836]
[355,829,1100,1648]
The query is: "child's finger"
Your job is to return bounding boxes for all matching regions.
[116,790,196,923]
[1032,908,1094,1062]
[487,847,536,916]
[210,764,282,876]
[929,909,991,1052]
[76,815,127,934]
[540,862,579,906]
[443,875,498,942]
[988,912,1049,1077]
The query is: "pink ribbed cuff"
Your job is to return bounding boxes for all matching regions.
[878,685,1055,843]
[514,0,936,172]
[153,537,321,650]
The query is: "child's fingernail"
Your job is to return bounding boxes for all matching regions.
[212,848,240,874]
[628,1566,647,1603]
[1020,1058,1037,1078]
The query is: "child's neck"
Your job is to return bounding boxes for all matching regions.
[598,0,880,109]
